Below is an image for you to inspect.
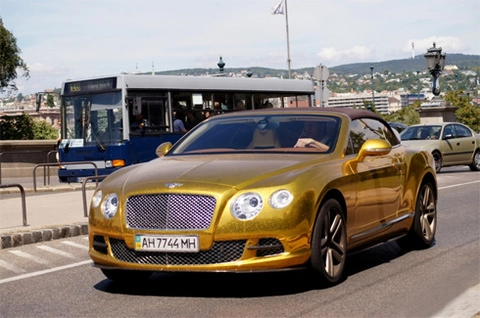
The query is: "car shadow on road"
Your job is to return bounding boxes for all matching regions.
[94,241,415,297]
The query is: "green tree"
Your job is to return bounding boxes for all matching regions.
[46,94,55,108]
[0,114,58,140]
[0,113,34,140]
[32,118,58,139]
[446,90,480,132]
[383,102,420,126]
[362,100,377,113]
[0,18,30,91]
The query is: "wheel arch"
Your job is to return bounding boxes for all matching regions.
[419,172,438,201]
[318,189,347,221]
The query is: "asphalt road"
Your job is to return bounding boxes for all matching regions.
[1,166,479,318]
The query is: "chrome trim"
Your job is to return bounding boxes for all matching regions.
[350,213,414,240]
[164,183,183,188]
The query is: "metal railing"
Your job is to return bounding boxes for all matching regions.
[82,175,108,217]
[0,184,28,226]
[33,161,99,191]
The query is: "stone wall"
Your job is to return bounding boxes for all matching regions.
[0,140,58,178]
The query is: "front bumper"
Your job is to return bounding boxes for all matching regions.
[89,233,311,272]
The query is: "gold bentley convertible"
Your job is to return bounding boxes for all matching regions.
[89,107,438,285]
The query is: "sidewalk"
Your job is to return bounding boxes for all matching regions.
[0,176,97,249]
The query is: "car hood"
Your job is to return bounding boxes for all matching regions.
[118,153,330,192]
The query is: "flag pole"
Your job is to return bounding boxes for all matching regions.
[284,0,291,78]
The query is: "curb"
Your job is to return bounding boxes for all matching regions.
[1,223,88,249]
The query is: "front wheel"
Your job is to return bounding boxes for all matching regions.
[399,182,437,249]
[310,199,347,285]
[469,150,480,171]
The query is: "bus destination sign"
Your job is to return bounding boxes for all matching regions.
[65,77,117,94]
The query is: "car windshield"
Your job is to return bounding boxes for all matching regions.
[401,125,442,141]
[169,114,341,155]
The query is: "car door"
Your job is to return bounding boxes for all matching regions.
[441,124,475,165]
[453,124,476,163]
[346,118,404,240]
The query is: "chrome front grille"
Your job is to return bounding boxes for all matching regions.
[109,238,246,265]
[126,194,216,230]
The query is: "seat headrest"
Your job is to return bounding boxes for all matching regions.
[252,129,277,148]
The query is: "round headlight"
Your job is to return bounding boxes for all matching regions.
[231,192,263,220]
[102,193,119,219]
[269,190,293,209]
[92,190,103,208]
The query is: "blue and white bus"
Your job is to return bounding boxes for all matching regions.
[57,74,315,182]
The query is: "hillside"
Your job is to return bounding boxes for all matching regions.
[157,54,480,78]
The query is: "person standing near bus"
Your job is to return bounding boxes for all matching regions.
[173,110,187,132]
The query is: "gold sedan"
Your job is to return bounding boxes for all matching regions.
[89,107,437,285]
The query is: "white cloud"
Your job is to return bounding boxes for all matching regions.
[317,46,373,65]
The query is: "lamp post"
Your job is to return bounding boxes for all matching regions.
[424,42,446,96]
[217,56,225,75]
[417,70,420,102]
[370,66,375,106]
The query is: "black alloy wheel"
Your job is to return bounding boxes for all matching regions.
[399,182,437,249]
[310,199,347,285]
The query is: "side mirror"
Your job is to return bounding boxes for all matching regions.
[342,139,392,175]
[132,97,142,116]
[155,142,173,157]
[357,139,392,163]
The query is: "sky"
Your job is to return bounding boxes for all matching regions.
[1,0,479,96]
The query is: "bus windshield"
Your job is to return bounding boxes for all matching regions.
[64,91,123,147]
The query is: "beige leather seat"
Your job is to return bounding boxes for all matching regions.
[250,128,280,149]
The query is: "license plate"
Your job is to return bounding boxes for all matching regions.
[134,235,199,252]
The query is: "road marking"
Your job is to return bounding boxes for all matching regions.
[36,246,76,259]
[9,250,50,264]
[438,180,480,190]
[0,260,92,285]
[61,241,89,251]
[0,259,27,273]
[431,284,480,318]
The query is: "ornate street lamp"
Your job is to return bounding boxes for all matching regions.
[424,42,446,96]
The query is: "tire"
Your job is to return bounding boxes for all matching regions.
[310,199,347,285]
[469,150,480,171]
[432,151,442,173]
[101,268,152,283]
[399,182,437,249]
